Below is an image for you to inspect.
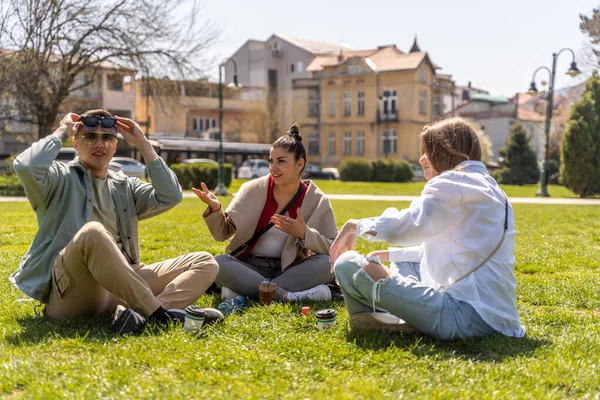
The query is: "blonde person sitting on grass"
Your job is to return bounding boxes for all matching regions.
[331,118,525,340]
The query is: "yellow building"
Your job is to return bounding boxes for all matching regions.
[135,79,268,144]
[293,43,440,166]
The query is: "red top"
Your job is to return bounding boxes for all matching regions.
[240,176,307,259]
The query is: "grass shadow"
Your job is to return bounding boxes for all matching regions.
[346,329,550,362]
[6,315,114,346]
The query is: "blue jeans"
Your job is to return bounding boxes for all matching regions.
[334,251,497,340]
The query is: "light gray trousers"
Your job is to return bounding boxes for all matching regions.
[334,251,497,340]
[215,253,333,299]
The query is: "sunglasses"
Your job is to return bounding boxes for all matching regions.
[78,132,118,145]
[81,115,118,129]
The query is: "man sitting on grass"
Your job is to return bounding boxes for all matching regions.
[10,110,219,335]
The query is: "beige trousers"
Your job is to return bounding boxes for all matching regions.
[46,222,218,318]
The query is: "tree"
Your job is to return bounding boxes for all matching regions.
[465,119,493,164]
[494,122,539,185]
[560,92,598,197]
[0,0,219,139]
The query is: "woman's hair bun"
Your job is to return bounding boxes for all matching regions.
[287,124,302,142]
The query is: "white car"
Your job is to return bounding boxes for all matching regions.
[181,158,218,165]
[110,157,147,179]
[237,159,270,179]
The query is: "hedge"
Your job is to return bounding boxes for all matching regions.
[170,163,233,190]
[0,175,25,196]
[339,158,413,182]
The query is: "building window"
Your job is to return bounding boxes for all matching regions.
[348,65,361,74]
[380,89,398,119]
[289,62,303,73]
[308,94,319,117]
[356,131,364,155]
[192,117,201,131]
[328,93,336,117]
[418,68,427,84]
[433,98,440,116]
[308,133,320,155]
[343,92,351,116]
[328,132,336,155]
[382,130,397,155]
[419,90,427,115]
[107,74,124,91]
[212,118,217,128]
[357,91,365,116]
[343,131,352,155]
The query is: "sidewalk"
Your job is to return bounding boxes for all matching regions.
[3,193,600,205]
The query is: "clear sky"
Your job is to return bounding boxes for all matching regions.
[200,0,598,97]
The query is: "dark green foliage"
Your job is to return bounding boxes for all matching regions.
[339,158,373,182]
[494,122,540,185]
[560,91,598,197]
[170,163,232,190]
[339,158,413,182]
[371,159,396,182]
[0,175,25,196]
[394,160,413,182]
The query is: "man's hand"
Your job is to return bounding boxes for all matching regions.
[59,113,81,138]
[271,209,306,239]
[115,116,146,147]
[329,219,358,270]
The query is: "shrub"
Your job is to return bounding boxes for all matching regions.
[170,163,232,190]
[338,158,373,182]
[394,160,413,182]
[371,159,396,182]
[0,175,25,196]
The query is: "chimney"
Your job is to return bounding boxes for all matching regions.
[468,81,472,88]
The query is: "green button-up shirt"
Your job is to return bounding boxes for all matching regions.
[10,135,182,302]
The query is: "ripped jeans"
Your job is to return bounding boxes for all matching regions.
[333,251,497,340]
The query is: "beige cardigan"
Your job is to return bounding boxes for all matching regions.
[203,176,338,270]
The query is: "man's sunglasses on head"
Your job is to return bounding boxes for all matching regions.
[79,132,118,145]
[81,115,118,129]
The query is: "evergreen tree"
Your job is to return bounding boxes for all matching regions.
[495,122,539,185]
[560,91,598,197]
[581,71,600,193]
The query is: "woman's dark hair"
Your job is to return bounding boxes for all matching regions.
[272,123,307,172]
[421,117,482,174]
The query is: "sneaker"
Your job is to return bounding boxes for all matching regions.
[221,286,240,301]
[202,307,224,325]
[288,284,332,302]
[109,305,146,336]
[349,312,419,334]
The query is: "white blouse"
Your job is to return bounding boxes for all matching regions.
[357,160,525,337]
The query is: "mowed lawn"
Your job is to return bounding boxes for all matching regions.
[1,197,600,398]
[228,179,584,199]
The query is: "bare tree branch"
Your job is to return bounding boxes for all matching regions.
[0,0,220,139]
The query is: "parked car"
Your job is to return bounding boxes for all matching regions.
[55,148,78,163]
[304,164,338,180]
[237,159,270,179]
[410,162,425,182]
[55,148,125,174]
[110,157,147,179]
[181,158,218,165]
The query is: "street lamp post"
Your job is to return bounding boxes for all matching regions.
[528,48,581,197]
[214,58,239,196]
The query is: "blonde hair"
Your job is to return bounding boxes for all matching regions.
[421,117,482,173]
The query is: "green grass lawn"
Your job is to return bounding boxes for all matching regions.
[1,198,600,398]
[228,179,583,198]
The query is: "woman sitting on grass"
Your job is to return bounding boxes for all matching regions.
[193,124,338,305]
[331,118,525,340]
